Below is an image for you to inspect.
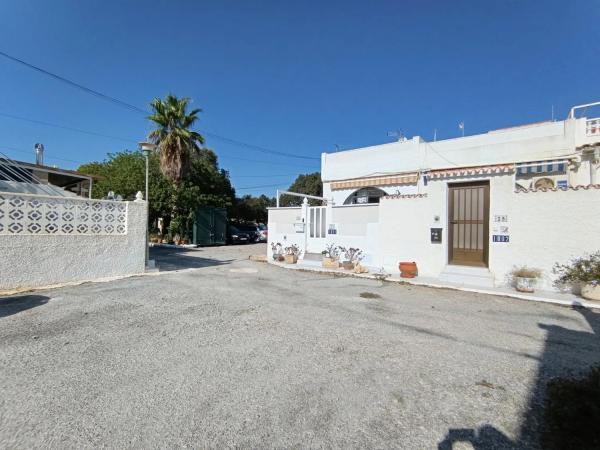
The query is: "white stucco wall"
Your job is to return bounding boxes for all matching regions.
[378,174,513,278]
[491,187,600,290]
[270,173,600,291]
[0,200,146,291]
[322,117,594,183]
[267,207,305,258]
[375,176,600,289]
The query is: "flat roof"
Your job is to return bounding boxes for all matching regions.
[3,159,97,180]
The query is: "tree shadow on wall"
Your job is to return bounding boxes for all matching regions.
[438,307,600,450]
[0,295,50,318]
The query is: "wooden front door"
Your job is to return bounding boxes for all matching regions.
[448,182,489,267]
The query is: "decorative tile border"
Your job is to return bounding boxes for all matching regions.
[429,164,514,179]
[382,193,428,200]
[515,184,600,194]
[0,192,127,235]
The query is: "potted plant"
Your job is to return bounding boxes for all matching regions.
[321,243,340,269]
[399,261,418,278]
[339,247,363,270]
[270,242,283,261]
[553,251,600,301]
[284,244,301,264]
[510,266,542,293]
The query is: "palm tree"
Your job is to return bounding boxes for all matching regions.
[148,94,205,182]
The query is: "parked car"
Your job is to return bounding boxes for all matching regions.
[227,225,250,245]
[236,223,268,243]
[257,224,267,242]
[237,224,260,242]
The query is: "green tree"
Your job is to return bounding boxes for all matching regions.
[230,194,275,223]
[148,94,205,182]
[280,172,322,206]
[78,149,234,236]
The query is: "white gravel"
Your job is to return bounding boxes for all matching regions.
[1,244,598,449]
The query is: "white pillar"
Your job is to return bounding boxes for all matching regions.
[301,197,309,256]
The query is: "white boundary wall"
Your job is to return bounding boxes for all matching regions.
[268,179,600,291]
[0,192,147,291]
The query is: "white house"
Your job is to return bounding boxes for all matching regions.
[268,101,600,290]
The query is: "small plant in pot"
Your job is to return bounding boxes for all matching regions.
[553,251,600,301]
[339,247,363,270]
[284,244,301,264]
[270,242,283,261]
[321,243,340,269]
[510,266,542,293]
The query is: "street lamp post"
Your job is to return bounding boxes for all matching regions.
[139,141,157,267]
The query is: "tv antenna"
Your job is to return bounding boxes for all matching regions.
[387,130,405,141]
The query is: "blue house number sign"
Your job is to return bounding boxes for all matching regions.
[492,235,509,243]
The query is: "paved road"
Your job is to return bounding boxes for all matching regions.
[1,244,598,449]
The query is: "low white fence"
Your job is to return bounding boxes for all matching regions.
[0,192,127,235]
[0,191,146,292]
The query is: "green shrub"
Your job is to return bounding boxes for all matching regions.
[541,365,600,450]
[553,251,600,288]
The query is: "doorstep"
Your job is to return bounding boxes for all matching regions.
[267,260,600,310]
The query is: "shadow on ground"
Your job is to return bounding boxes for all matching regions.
[150,247,234,272]
[0,295,50,318]
[438,307,600,449]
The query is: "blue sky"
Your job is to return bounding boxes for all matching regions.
[0,0,598,196]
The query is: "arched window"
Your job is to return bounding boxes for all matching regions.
[343,187,387,205]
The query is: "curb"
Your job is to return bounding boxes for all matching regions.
[267,261,600,311]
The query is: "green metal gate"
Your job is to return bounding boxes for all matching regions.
[192,207,227,246]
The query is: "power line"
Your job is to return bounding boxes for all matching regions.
[0,111,320,168]
[231,173,298,178]
[0,112,137,143]
[217,154,318,169]
[236,183,289,190]
[0,51,147,115]
[203,133,319,160]
[0,50,320,161]
[0,145,87,165]
[421,138,458,167]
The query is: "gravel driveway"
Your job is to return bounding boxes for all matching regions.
[1,244,598,449]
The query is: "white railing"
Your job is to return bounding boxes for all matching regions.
[587,118,600,136]
[0,191,127,236]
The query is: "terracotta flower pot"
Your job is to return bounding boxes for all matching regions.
[342,261,355,270]
[399,261,418,278]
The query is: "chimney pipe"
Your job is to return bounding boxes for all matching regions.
[35,143,44,165]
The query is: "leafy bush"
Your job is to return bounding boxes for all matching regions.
[284,244,301,256]
[541,365,600,450]
[322,243,340,259]
[510,266,542,278]
[553,251,600,288]
[339,247,363,263]
[270,242,282,255]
